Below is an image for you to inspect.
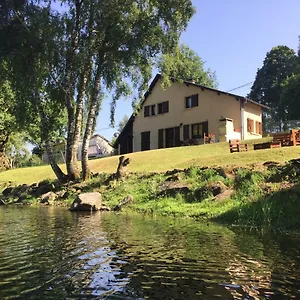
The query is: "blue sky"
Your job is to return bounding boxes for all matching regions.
[96,0,300,141]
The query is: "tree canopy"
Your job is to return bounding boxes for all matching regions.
[249,45,299,131]
[0,0,196,181]
[159,44,217,89]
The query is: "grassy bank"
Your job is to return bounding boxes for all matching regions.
[1,137,300,185]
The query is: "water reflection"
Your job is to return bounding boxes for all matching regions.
[0,207,300,299]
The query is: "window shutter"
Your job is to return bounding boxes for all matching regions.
[259,122,262,135]
[158,129,164,148]
[255,121,259,134]
[183,124,190,140]
[144,106,150,117]
[202,121,208,137]
[164,101,169,113]
[185,97,190,108]
[192,94,198,107]
[151,105,155,115]
[158,103,162,114]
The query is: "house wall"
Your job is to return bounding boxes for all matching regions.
[133,79,262,152]
[243,102,263,140]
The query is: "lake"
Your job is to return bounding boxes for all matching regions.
[0,206,300,299]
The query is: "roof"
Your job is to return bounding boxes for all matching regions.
[90,134,114,148]
[113,74,269,146]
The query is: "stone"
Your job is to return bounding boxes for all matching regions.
[100,204,111,211]
[165,173,183,182]
[36,181,54,196]
[213,189,234,201]
[69,192,102,212]
[195,181,228,201]
[0,199,5,205]
[2,187,13,197]
[158,182,190,197]
[113,195,134,211]
[40,192,57,204]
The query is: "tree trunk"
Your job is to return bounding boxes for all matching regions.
[115,156,131,180]
[34,89,67,183]
[81,62,102,181]
[44,139,67,182]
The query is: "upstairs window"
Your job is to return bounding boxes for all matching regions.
[185,94,198,108]
[144,105,150,117]
[151,105,155,116]
[158,101,169,114]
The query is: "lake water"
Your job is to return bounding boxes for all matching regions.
[0,206,300,299]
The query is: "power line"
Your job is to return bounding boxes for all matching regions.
[227,81,253,93]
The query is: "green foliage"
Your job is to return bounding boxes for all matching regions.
[159,44,217,89]
[281,74,300,122]
[249,45,299,131]
[233,168,264,201]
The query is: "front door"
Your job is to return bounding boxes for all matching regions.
[141,131,150,151]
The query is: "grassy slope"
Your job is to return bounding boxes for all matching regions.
[1,137,300,185]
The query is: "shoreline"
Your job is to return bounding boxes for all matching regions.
[1,158,300,230]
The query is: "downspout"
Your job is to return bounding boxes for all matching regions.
[240,99,245,140]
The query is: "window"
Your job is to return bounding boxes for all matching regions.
[144,105,150,117]
[191,121,208,139]
[158,101,169,114]
[151,105,155,116]
[185,94,198,108]
[247,118,254,133]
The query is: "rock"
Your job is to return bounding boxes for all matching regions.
[165,173,183,182]
[158,182,190,197]
[165,169,183,176]
[215,167,235,180]
[2,187,13,197]
[100,203,111,211]
[36,181,54,196]
[0,199,5,205]
[263,161,281,168]
[114,195,134,211]
[213,189,234,201]
[70,192,102,212]
[40,192,57,204]
[195,181,228,201]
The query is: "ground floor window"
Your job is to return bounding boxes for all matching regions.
[191,121,208,139]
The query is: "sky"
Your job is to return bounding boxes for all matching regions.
[94,0,300,141]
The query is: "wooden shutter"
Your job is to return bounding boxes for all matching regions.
[259,122,262,135]
[255,121,259,134]
[141,131,150,151]
[183,124,190,140]
[175,127,180,146]
[163,101,169,113]
[202,121,208,138]
[144,106,150,117]
[158,129,164,148]
[151,105,155,116]
[192,94,199,107]
[158,103,163,114]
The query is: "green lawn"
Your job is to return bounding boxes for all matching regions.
[1,137,300,185]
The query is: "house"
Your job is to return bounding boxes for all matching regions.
[77,134,114,160]
[42,134,114,164]
[114,74,268,154]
